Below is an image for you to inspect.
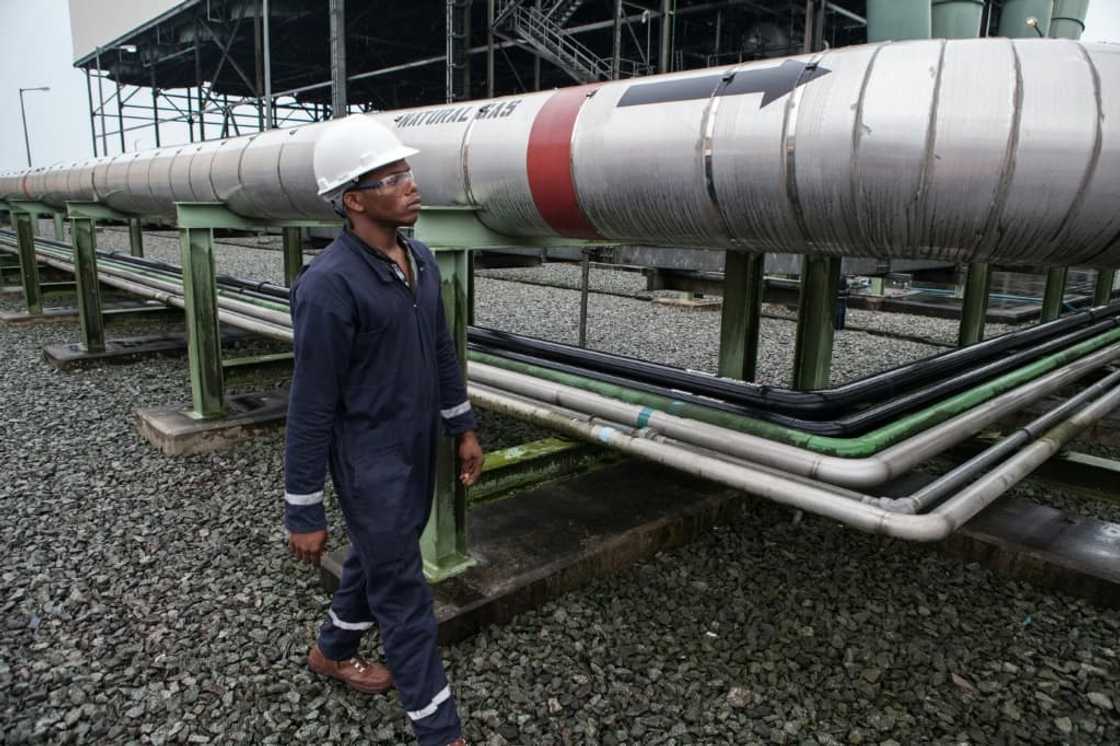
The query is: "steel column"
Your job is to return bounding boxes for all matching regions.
[958,262,992,346]
[180,224,226,419]
[718,252,765,382]
[85,68,98,156]
[329,0,348,117]
[1041,267,1069,323]
[659,0,673,73]
[487,0,495,98]
[263,0,274,128]
[282,226,303,286]
[792,256,840,391]
[420,247,474,581]
[129,217,144,257]
[53,214,65,240]
[14,211,42,315]
[579,249,591,348]
[71,217,106,353]
[1095,270,1116,307]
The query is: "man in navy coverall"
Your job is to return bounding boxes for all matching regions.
[283,116,482,746]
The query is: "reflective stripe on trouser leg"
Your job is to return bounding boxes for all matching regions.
[362,542,461,746]
[318,547,376,660]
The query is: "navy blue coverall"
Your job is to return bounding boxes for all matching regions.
[283,228,477,746]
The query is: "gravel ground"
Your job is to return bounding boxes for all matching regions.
[3,236,1119,744]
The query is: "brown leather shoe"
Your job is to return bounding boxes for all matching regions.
[308,644,393,694]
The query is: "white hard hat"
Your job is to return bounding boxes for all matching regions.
[313,114,419,199]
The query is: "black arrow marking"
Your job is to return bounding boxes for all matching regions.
[617,59,831,109]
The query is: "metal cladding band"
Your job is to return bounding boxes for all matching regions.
[3,38,1120,266]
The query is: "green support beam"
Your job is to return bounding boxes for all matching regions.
[1095,270,1116,307]
[792,255,840,391]
[53,213,65,241]
[282,227,303,287]
[1041,267,1069,323]
[413,207,606,582]
[180,223,226,419]
[958,262,992,347]
[70,216,105,353]
[174,203,343,419]
[13,211,42,315]
[64,202,144,349]
[718,251,765,382]
[129,218,144,257]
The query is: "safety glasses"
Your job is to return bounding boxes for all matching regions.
[347,169,416,194]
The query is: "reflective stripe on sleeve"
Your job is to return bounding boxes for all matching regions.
[440,401,472,419]
[284,490,324,506]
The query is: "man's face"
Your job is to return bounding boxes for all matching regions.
[342,159,422,227]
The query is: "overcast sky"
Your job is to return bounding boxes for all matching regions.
[2,0,1119,172]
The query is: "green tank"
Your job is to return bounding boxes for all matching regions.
[998,0,1053,37]
[1049,0,1090,39]
[932,0,985,38]
[866,0,932,42]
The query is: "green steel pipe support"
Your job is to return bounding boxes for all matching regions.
[998,0,1054,37]
[129,218,144,258]
[180,226,226,419]
[282,227,303,287]
[420,247,475,583]
[1041,266,1069,323]
[866,0,932,41]
[71,217,106,353]
[792,256,840,391]
[958,262,992,347]
[471,326,1120,458]
[53,214,65,241]
[1095,270,1116,307]
[14,211,42,315]
[718,252,765,382]
[932,0,985,39]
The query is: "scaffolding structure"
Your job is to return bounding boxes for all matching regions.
[75,0,873,157]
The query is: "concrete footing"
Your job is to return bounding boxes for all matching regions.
[944,499,1120,609]
[321,461,742,645]
[134,390,289,456]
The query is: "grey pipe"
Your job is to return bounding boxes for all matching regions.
[469,342,1120,488]
[879,366,1120,514]
[468,377,1120,542]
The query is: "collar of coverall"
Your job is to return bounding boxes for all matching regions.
[340,228,424,284]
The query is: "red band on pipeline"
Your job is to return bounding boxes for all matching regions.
[526,85,604,240]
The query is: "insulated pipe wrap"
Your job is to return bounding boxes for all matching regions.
[6,40,1120,267]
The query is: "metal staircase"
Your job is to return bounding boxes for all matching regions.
[495,0,648,83]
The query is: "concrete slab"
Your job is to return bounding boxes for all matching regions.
[944,499,1120,609]
[878,470,1120,608]
[320,461,743,645]
[134,390,289,456]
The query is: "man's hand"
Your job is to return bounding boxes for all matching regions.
[458,431,484,487]
[289,529,328,565]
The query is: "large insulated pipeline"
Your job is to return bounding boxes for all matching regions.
[469,364,1120,542]
[3,38,1119,267]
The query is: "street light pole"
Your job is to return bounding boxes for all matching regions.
[19,86,50,167]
